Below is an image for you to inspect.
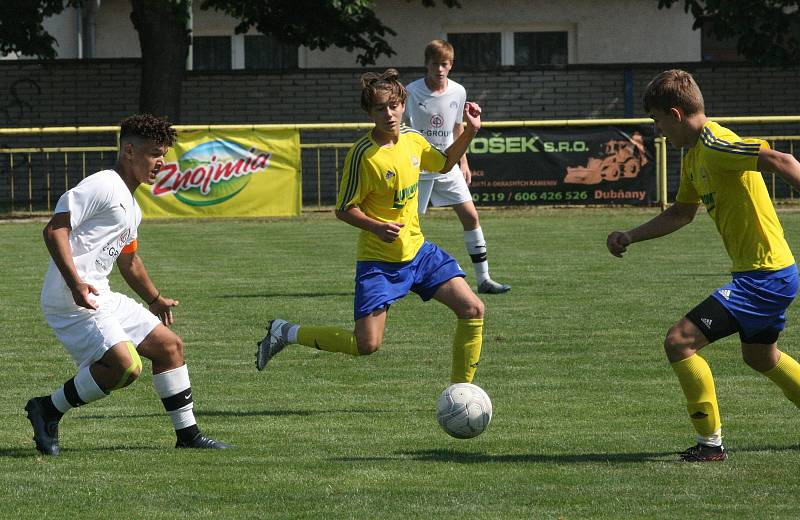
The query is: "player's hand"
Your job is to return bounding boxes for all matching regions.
[607,231,632,258]
[462,164,472,185]
[464,102,482,132]
[150,296,179,326]
[373,221,404,243]
[70,282,99,310]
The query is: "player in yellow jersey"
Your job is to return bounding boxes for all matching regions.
[607,69,800,462]
[255,68,486,385]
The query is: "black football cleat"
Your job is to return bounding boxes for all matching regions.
[25,397,61,456]
[477,279,511,294]
[175,433,232,449]
[679,443,727,462]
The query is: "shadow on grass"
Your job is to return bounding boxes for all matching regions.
[219,292,353,299]
[77,409,318,420]
[330,443,800,465]
[0,445,164,458]
[399,449,674,464]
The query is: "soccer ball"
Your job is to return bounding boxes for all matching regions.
[436,383,492,439]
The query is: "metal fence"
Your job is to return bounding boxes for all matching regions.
[1,117,798,216]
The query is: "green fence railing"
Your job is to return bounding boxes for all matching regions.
[1,117,798,216]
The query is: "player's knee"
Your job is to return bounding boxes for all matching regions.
[112,341,143,390]
[115,362,142,388]
[663,324,694,360]
[356,336,382,355]
[156,335,184,365]
[461,214,479,229]
[458,298,484,320]
[741,347,779,372]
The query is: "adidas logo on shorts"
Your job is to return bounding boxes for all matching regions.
[701,318,713,329]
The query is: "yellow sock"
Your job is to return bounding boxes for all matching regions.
[671,354,721,437]
[297,326,360,356]
[762,351,800,408]
[451,318,483,384]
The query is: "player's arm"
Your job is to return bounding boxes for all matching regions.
[117,250,178,325]
[759,148,800,191]
[335,205,403,243]
[441,102,481,173]
[607,201,699,258]
[452,122,472,184]
[42,212,99,310]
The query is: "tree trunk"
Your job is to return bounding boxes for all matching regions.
[130,0,190,122]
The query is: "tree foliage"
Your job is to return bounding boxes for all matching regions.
[658,0,800,66]
[0,0,462,120]
[202,0,460,65]
[0,0,80,58]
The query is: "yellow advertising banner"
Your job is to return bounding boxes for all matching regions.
[135,128,301,217]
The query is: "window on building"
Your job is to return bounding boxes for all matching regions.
[244,35,298,70]
[193,36,231,71]
[514,31,567,66]
[447,30,569,67]
[448,32,502,68]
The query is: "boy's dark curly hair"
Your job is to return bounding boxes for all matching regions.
[360,68,407,112]
[119,114,177,148]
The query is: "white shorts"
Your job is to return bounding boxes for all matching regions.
[418,170,473,214]
[43,291,161,368]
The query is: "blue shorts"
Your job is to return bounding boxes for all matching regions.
[711,264,798,339]
[353,241,465,320]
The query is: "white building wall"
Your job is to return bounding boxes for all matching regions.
[45,6,80,58]
[11,0,700,65]
[93,0,138,58]
[303,0,700,67]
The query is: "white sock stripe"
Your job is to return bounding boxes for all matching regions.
[168,408,197,430]
[152,364,191,398]
[75,365,107,403]
[463,227,486,251]
[51,388,72,414]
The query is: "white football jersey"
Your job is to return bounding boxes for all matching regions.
[404,77,466,180]
[41,169,140,311]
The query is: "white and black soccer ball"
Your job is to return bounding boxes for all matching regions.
[436,383,492,439]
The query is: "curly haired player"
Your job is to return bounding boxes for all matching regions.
[27,114,230,454]
[256,69,486,386]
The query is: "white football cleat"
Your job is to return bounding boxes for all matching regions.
[256,319,289,371]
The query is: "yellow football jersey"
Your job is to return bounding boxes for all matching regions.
[676,121,794,272]
[337,128,447,262]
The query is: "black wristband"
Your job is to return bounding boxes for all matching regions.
[148,291,160,305]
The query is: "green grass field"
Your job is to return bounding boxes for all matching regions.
[3,208,800,518]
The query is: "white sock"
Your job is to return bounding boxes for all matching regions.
[51,364,108,413]
[287,324,300,343]
[464,227,490,284]
[697,429,723,447]
[152,365,197,430]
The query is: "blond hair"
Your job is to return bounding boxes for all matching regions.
[424,39,454,64]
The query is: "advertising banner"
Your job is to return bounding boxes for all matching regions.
[135,128,301,217]
[466,126,656,205]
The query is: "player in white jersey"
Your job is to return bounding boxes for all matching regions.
[26,114,229,455]
[404,39,510,294]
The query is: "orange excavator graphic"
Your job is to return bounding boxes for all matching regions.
[564,132,648,185]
